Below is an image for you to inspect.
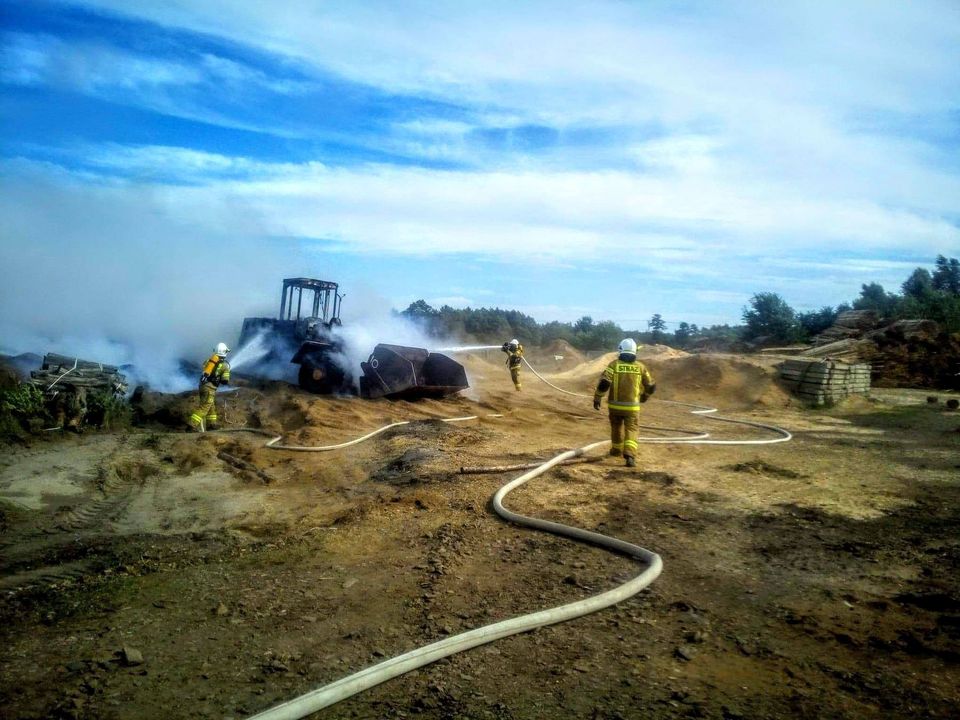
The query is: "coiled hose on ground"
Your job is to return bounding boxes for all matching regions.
[248,439,663,720]
[242,363,791,719]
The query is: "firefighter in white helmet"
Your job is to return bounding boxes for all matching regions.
[500,338,524,391]
[188,342,231,431]
[593,339,656,467]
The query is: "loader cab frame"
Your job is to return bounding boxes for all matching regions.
[279,277,343,329]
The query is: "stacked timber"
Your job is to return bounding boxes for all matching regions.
[866,319,939,343]
[779,359,871,405]
[813,310,881,345]
[29,353,128,394]
[798,338,878,363]
[799,314,958,388]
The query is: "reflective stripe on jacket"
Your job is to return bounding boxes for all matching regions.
[596,358,654,413]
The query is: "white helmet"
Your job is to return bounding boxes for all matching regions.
[215,342,230,357]
[509,338,519,348]
[618,338,637,355]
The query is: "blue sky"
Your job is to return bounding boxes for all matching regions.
[2,0,959,363]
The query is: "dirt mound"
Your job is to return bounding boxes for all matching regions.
[457,352,503,373]
[637,343,689,360]
[0,362,19,391]
[646,354,792,408]
[555,352,619,379]
[3,347,960,719]
[543,339,585,363]
[549,353,789,409]
[519,340,585,373]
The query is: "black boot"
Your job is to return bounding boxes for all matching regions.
[625,456,636,468]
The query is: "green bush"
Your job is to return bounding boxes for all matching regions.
[0,384,50,440]
[86,390,131,430]
[0,383,46,416]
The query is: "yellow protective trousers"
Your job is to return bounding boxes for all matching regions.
[608,411,639,458]
[190,383,218,430]
[510,366,522,391]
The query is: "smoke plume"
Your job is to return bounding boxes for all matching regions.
[0,161,306,392]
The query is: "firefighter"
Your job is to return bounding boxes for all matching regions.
[593,339,656,468]
[188,343,231,431]
[501,339,524,391]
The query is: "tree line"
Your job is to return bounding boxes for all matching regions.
[399,255,960,350]
[741,254,960,344]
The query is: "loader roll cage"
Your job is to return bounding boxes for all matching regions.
[279,278,343,325]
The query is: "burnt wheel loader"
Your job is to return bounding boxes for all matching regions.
[238,278,469,399]
[238,278,349,393]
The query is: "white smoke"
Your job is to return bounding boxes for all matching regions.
[0,162,487,396]
[328,311,438,389]
[321,285,474,393]
[0,160,307,392]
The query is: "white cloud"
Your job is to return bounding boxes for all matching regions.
[62,1,960,117]
[18,148,956,263]
[6,2,960,338]
[0,30,318,138]
[15,4,960,219]
[0,31,203,91]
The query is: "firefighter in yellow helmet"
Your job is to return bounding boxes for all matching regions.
[593,339,655,468]
[501,338,524,391]
[188,342,231,431]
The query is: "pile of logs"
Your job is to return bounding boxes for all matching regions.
[779,359,871,405]
[28,353,128,395]
[799,338,876,364]
[801,313,958,388]
[812,310,880,345]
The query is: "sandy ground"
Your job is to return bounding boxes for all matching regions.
[1,352,959,719]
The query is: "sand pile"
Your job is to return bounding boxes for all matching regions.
[646,355,791,408]
[525,340,586,372]
[552,352,617,379]
[539,352,790,409]
[637,344,689,360]
[544,339,585,362]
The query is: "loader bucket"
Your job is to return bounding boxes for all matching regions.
[359,344,468,399]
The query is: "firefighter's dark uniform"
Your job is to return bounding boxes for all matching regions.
[501,343,524,391]
[594,355,655,462]
[189,354,230,430]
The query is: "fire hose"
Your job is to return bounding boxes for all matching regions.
[248,439,662,720]
[244,396,790,718]
[520,356,792,445]
[221,415,502,451]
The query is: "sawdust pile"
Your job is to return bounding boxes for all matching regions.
[637,343,689,360]
[647,355,792,408]
[531,352,789,410]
